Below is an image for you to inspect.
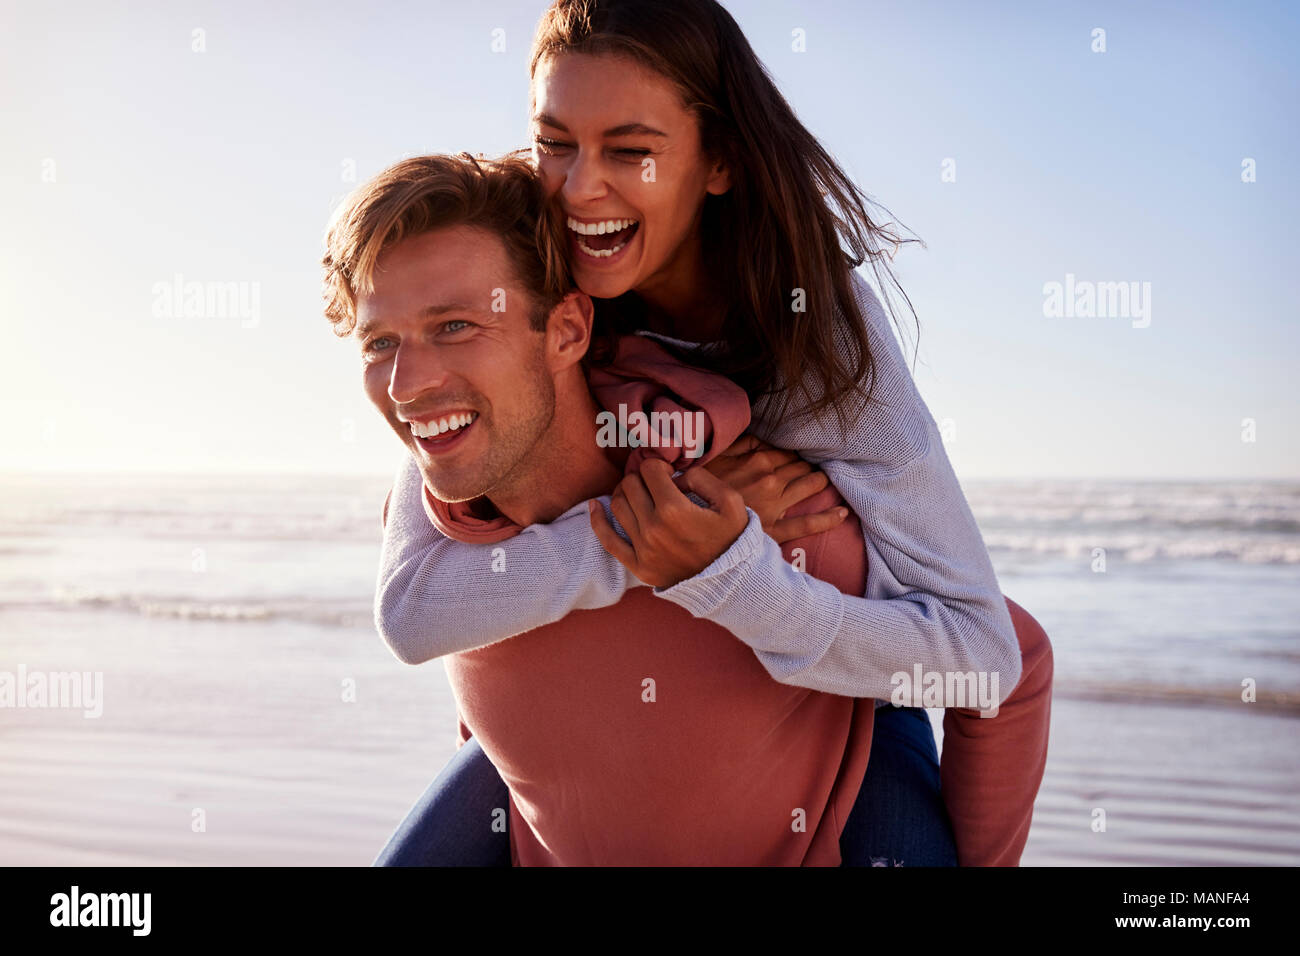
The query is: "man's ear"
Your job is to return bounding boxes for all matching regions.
[545,290,594,372]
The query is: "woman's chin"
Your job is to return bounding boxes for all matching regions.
[573,267,634,300]
[569,226,643,299]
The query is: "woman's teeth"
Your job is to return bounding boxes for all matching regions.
[567,217,638,258]
[577,241,626,258]
[409,411,477,439]
[567,217,637,236]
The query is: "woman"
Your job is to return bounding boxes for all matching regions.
[372,0,1052,866]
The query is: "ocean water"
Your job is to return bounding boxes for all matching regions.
[1,471,1297,866]
[2,473,1296,709]
[967,479,1300,712]
[0,473,388,627]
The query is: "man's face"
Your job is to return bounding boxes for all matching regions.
[357,225,557,503]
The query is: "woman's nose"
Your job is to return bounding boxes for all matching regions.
[560,149,608,204]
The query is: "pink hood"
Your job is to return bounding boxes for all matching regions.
[422,334,751,543]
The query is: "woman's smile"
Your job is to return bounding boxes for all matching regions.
[531,50,731,304]
[566,214,641,267]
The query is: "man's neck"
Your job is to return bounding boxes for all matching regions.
[487,383,627,528]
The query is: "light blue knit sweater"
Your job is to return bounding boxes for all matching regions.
[374,269,1021,704]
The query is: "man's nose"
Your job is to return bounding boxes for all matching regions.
[387,342,450,406]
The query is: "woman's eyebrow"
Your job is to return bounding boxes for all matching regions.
[534,112,667,138]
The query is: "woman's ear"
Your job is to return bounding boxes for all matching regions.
[706,156,732,196]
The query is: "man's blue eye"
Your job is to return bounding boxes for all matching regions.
[366,336,395,352]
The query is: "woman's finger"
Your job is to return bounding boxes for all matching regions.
[772,458,816,484]
[620,469,657,520]
[729,453,799,490]
[635,458,686,510]
[609,486,642,543]
[746,447,800,472]
[768,504,849,544]
[779,469,831,511]
[723,450,796,489]
[588,499,640,567]
[717,433,764,458]
[677,464,746,519]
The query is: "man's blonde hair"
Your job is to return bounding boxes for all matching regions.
[322,150,570,335]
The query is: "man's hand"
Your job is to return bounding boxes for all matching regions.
[702,434,847,544]
[588,458,749,589]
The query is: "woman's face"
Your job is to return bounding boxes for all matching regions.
[530,52,731,301]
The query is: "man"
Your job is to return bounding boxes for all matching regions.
[323,153,879,864]
[324,153,1055,867]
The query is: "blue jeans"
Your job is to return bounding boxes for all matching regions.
[373,704,957,866]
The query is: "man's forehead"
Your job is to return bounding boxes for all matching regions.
[360,228,525,318]
[378,227,513,285]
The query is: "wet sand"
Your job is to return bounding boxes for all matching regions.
[2,609,1297,866]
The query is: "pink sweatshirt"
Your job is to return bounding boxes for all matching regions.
[422,335,875,865]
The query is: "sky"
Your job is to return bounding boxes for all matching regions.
[1,0,1296,480]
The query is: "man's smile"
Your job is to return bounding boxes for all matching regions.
[402,409,479,437]
[403,410,480,455]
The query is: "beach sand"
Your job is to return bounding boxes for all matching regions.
[933,698,1300,866]
[2,609,1297,866]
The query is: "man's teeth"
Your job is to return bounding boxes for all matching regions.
[409,411,477,439]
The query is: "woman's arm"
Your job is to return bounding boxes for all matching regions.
[375,454,642,664]
[645,271,1021,703]
[650,446,1021,703]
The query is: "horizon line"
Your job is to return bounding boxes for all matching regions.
[0,468,1296,484]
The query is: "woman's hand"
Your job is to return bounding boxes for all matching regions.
[588,458,749,589]
[702,434,847,544]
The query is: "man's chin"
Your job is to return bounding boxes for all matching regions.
[421,479,482,505]
[416,466,486,505]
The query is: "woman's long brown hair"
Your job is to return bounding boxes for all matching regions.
[530,0,923,439]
